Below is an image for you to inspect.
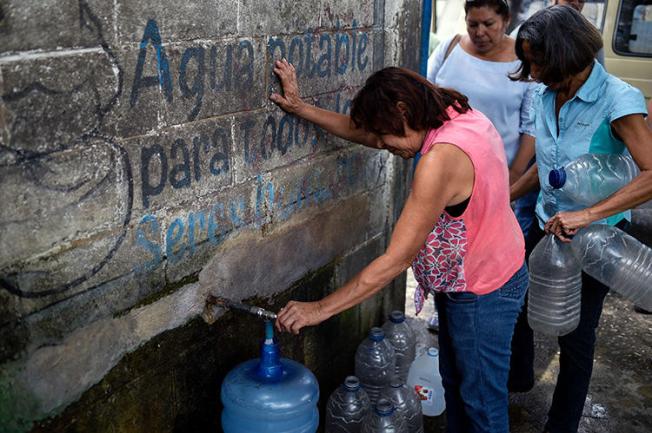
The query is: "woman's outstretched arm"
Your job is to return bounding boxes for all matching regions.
[270,59,382,149]
[275,143,474,334]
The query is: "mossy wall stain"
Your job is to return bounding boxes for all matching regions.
[28,263,403,433]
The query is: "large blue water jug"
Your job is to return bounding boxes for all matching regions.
[221,321,320,433]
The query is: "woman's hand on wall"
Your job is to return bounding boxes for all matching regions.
[270,59,305,115]
[275,300,327,335]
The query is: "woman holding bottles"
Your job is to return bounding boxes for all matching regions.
[508,6,652,433]
[271,60,528,433]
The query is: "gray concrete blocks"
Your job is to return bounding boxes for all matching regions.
[0,0,114,53]
[116,0,238,43]
[0,0,420,430]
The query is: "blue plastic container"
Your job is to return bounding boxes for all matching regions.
[221,321,320,433]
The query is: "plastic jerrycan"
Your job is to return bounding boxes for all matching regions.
[382,311,417,383]
[528,234,582,336]
[354,327,396,405]
[549,153,639,206]
[325,376,371,433]
[221,321,320,433]
[406,347,445,417]
[379,378,424,433]
[572,224,652,311]
[361,398,409,433]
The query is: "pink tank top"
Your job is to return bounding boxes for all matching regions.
[413,107,525,314]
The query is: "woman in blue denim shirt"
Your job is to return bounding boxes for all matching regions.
[508,6,652,433]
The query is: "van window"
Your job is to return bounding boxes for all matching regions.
[583,0,608,31]
[614,0,652,56]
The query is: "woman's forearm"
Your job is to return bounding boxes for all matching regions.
[585,171,652,221]
[510,163,539,201]
[295,103,380,148]
[319,253,410,320]
[589,114,652,219]
[509,134,535,185]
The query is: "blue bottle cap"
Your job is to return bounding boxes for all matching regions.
[427,347,439,357]
[375,398,395,416]
[344,376,361,391]
[369,327,385,341]
[389,310,405,323]
[548,167,567,189]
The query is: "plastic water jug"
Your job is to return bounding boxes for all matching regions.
[382,311,416,383]
[571,224,652,311]
[325,376,371,433]
[527,234,583,336]
[406,347,445,417]
[361,398,409,433]
[549,153,639,206]
[221,321,320,433]
[354,327,396,405]
[379,378,424,433]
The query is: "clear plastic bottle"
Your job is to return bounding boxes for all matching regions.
[354,327,396,405]
[571,224,652,311]
[379,378,424,433]
[361,398,409,433]
[548,153,639,206]
[527,234,583,336]
[325,376,371,433]
[406,347,445,417]
[382,311,416,383]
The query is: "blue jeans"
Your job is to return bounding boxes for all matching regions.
[514,190,539,238]
[435,263,528,433]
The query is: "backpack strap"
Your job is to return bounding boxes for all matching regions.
[444,34,462,62]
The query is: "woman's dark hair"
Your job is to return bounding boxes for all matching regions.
[511,5,603,83]
[350,67,470,136]
[464,0,510,20]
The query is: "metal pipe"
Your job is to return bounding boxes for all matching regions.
[206,295,278,321]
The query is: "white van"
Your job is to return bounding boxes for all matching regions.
[602,0,652,98]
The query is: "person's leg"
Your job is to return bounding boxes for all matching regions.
[436,293,471,433]
[438,264,528,433]
[514,189,538,238]
[508,221,544,392]
[544,273,610,433]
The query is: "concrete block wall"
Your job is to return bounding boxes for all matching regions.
[0,1,423,432]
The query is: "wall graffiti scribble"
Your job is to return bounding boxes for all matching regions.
[0,2,371,306]
[0,0,132,299]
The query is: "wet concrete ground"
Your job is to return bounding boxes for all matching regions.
[404,269,652,433]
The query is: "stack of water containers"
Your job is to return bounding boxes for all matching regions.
[326,310,444,433]
[528,153,652,336]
